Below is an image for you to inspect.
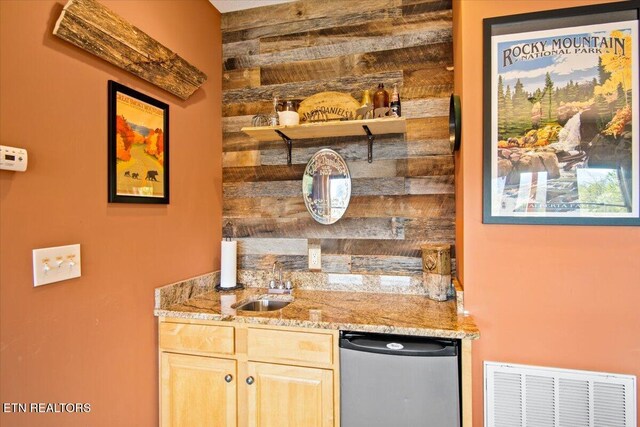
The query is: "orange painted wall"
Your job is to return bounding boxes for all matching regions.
[454,0,640,425]
[0,1,222,426]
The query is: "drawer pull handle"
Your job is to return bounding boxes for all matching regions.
[246,376,255,385]
[225,374,233,383]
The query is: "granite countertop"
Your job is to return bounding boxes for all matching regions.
[154,272,479,340]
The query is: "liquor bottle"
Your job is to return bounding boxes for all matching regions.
[372,83,389,116]
[390,83,401,117]
[360,89,373,120]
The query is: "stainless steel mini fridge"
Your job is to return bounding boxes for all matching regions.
[339,331,460,427]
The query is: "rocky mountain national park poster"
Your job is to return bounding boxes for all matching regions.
[485,8,639,225]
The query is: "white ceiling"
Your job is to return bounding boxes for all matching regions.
[209,0,295,13]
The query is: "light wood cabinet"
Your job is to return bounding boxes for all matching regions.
[161,352,236,427]
[159,318,340,427]
[246,362,334,427]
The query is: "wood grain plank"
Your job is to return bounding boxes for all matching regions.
[223,101,273,118]
[224,194,454,219]
[224,181,302,198]
[53,0,206,100]
[223,197,308,219]
[223,157,454,182]
[346,194,455,218]
[223,71,403,104]
[224,25,451,71]
[223,115,254,133]
[238,254,308,271]
[321,238,450,257]
[322,255,353,273]
[402,0,453,15]
[259,42,452,86]
[238,254,352,273]
[223,164,307,183]
[351,178,406,196]
[351,255,423,274]
[259,138,447,166]
[348,160,398,178]
[222,40,259,59]
[223,68,261,91]
[222,0,401,32]
[223,217,405,239]
[403,217,455,241]
[222,150,260,168]
[397,156,454,176]
[223,7,403,44]
[223,158,400,180]
[404,116,449,138]
[225,177,406,199]
[401,81,453,101]
[405,175,454,194]
[236,238,309,255]
[403,67,453,94]
[402,98,451,120]
[264,133,402,152]
[223,132,263,152]
[258,10,452,54]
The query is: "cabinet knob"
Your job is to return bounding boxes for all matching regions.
[225,374,233,383]
[246,376,255,385]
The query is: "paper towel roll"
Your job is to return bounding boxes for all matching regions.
[220,240,237,288]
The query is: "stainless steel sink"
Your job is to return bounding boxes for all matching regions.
[236,299,291,312]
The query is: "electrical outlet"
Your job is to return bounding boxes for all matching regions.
[32,244,81,286]
[308,247,321,270]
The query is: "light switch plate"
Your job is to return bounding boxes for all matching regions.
[32,244,81,286]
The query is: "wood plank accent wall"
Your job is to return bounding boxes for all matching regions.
[222,0,455,277]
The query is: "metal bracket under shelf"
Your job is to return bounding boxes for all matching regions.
[363,125,375,163]
[273,124,380,165]
[275,130,293,165]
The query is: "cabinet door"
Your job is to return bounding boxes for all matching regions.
[161,352,236,427]
[245,362,334,427]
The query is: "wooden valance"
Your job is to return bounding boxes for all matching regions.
[53,0,207,100]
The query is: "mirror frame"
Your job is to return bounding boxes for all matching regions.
[302,149,351,225]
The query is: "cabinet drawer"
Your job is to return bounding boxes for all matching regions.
[247,328,333,366]
[160,322,234,355]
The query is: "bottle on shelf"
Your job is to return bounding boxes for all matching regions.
[373,83,390,117]
[390,83,401,117]
[360,89,373,120]
[269,96,279,126]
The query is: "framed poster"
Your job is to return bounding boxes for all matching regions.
[108,80,169,204]
[483,1,639,225]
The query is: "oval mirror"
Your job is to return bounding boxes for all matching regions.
[302,149,351,224]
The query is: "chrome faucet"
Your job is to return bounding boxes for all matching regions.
[269,261,292,294]
[272,261,283,289]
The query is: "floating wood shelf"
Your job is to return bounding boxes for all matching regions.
[241,117,406,164]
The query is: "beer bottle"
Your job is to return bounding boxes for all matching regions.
[373,83,389,116]
[390,83,401,117]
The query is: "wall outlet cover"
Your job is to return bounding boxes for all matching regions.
[308,247,321,270]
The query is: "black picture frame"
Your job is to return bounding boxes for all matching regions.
[483,1,639,225]
[108,80,169,204]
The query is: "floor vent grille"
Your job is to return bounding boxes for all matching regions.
[485,362,636,427]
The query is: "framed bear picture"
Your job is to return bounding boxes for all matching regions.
[108,80,169,204]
